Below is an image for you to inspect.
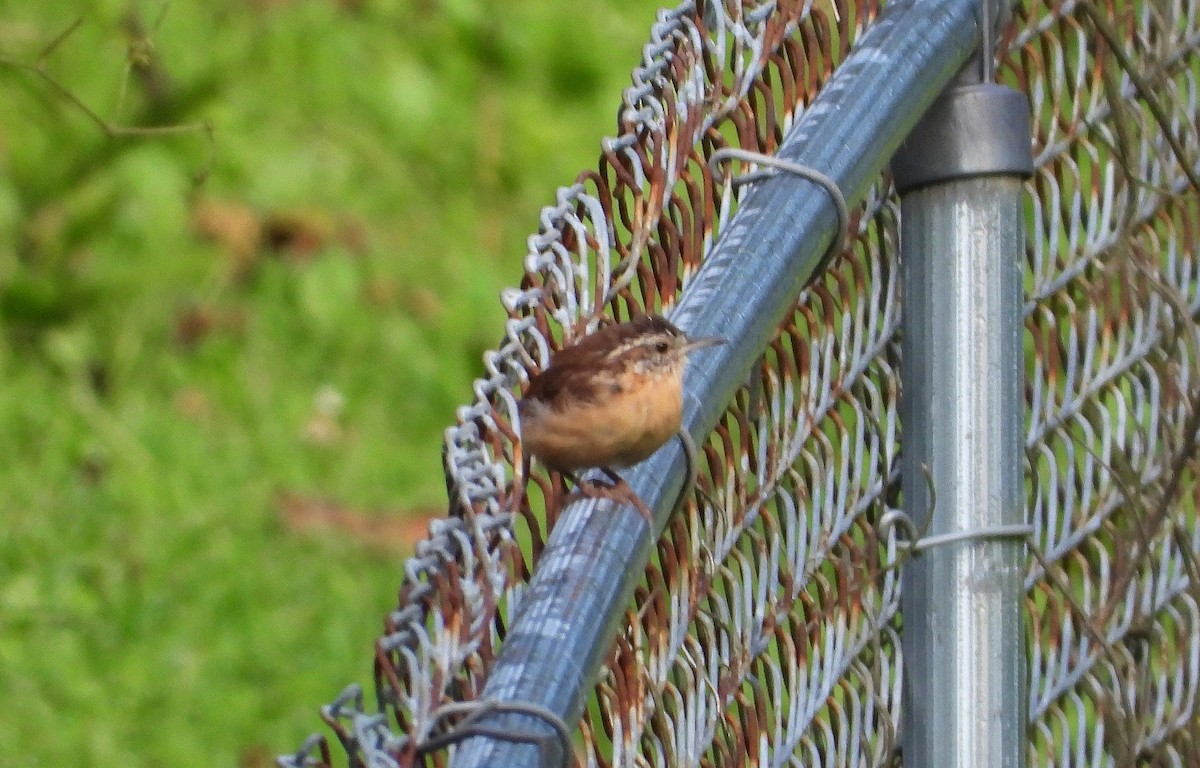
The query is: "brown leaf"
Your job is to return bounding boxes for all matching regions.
[262,208,335,260]
[191,198,264,278]
[276,493,437,554]
[173,304,248,350]
[173,387,212,421]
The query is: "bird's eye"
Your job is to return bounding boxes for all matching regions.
[656,341,670,354]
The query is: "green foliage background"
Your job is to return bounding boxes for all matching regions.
[0,1,656,764]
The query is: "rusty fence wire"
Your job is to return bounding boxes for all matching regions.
[280,0,1200,766]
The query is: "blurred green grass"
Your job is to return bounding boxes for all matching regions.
[0,1,657,764]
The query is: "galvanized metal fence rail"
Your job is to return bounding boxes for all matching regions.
[280,0,1200,766]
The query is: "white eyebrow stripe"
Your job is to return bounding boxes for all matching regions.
[605,338,647,359]
[603,333,674,360]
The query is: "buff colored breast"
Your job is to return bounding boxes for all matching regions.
[520,368,684,473]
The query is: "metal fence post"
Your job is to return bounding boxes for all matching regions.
[892,70,1033,767]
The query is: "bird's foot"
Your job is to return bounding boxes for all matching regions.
[564,468,654,525]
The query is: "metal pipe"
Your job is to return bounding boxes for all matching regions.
[453,2,1010,765]
[893,83,1032,767]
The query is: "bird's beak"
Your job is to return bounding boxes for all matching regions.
[680,335,726,355]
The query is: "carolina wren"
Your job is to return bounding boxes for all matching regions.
[516,314,724,522]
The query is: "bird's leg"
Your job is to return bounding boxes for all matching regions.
[563,468,654,525]
[561,430,705,526]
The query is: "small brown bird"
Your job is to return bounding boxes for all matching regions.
[516,314,724,522]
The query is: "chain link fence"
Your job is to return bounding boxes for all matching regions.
[280,0,1200,765]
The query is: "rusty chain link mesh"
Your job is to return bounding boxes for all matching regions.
[280,1,1200,766]
[1016,1,1200,764]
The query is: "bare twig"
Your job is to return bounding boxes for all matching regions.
[0,15,216,183]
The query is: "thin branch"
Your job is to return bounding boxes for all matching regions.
[0,16,217,183]
[1077,3,1200,194]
